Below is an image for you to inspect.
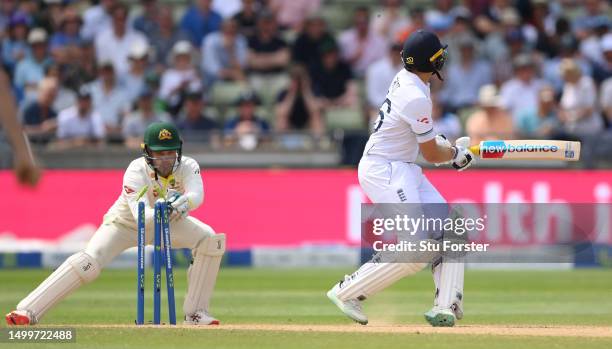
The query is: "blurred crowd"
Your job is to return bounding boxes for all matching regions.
[1,0,611,151]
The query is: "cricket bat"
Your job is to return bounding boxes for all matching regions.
[468,140,581,161]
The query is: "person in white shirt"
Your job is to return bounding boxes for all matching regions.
[95,2,148,75]
[54,86,106,149]
[81,0,115,41]
[365,41,403,115]
[7,122,225,326]
[327,30,474,328]
[500,54,547,121]
[160,41,202,113]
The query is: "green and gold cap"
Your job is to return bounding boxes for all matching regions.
[143,122,182,151]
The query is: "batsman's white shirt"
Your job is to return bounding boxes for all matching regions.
[104,156,204,228]
[359,69,444,204]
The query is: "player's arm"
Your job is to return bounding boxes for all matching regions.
[0,67,41,186]
[123,163,155,225]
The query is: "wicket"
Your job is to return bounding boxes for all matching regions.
[136,199,176,325]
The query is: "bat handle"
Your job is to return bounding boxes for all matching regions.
[468,145,480,156]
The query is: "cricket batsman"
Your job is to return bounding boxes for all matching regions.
[326,30,474,327]
[6,122,225,325]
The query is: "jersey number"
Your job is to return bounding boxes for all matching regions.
[373,98,391,132]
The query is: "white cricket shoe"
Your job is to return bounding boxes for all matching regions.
[326,283,368,325]
[184,310,220,325]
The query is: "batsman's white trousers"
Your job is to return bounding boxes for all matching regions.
[358,156,446,205]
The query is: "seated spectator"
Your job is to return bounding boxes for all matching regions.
[338,7,388,77]
[177,89,218,131]
[500,54,546,121]
[2,13,30,75]
[22,77,58,137]
[95,2,148,75]
[180,0,222,46]
[601,75,612,127]
[50,7,82,55]
[121,41,151,102]
[425,0,457,32]
[150,6,190,66]
[122,88,171,148]
[232,0,259,37]
[132,0,159,42]
[246,11,290,103]
[54,86,106,149]
[542,35,593,92]
[558,58,603,136]
[269,0,320,32]
[370,0,411,41]
[365,41,402,113]
[431,95,462,141]
[466,85,515,144]
[81,0,114,41]
[396,6,425,43]
[88,60,131,132]
[275,65,323,134]
[439,35,493,112]
[61,39,97,91]
[159,41,202,115]
[516,86,562,137]
[201,19,247,84]
[14,28,51,103]
[593,33,612,84]
[291,15,335,69]
[225,91,269,137]
[309,41,357,108]
[0,0,19,33]
[42,63,76,112]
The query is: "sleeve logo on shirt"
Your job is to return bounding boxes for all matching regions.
[417,117,430,124]
[123,186,135,194]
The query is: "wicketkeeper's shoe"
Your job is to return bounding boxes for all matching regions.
[326,286,368,325]
[424,307,456,327]
[5,310,32,326]
[184,310,220,325]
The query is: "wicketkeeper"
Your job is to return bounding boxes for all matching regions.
[6,122,225,326]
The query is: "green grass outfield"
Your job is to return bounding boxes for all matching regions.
[1,268,612,348]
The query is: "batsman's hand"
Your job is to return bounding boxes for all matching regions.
[168,193,190,222]
[451,136,474,171]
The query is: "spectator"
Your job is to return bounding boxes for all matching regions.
[573,0,607,39]
[122,88,171,148]
[2,12,30,75]
[542,34,593,91]
[439,35,493,112]
[95,2,148,75]
[212,0,242,19]
[338,7,388,77]
[180,0,223,46]
[593,33,612,84]
[246,11,290,103]
[425,0,457,32]
[54,85,106,149]
[149,6,190,66]
[14,28,50,103]
[232,0,259,37]
[22,77,58,137]
[516,85,561,137]
[431,95,462,141]
[578,15,609,66]
[132,0,159,42]
[291,15,335,69]
[269,0,320,32]
[371,0,411,41]
[159,40,202,115]
[558,58,603,136]
[466,84,515,144]
[35,0,64,35]
[225,91,269,146]
[88,60,131,132]
[61,39,97,91]
[309,41,357,109]
[275,65,323,134]
[201,19,247,84]
[396,6,425,43]
[365,41,402,112]
[177,90,218,131]
[50,7,83,56]
[500,54,547,121]
[43,63,76,112]
[601,75,612,127]
[81,0,115,41]
[0,0,19,34]
[121,41,151,102]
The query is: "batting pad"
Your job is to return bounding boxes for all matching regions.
[437,258,464,310]
[17,251,100,323]
[336,260,426,301]
[183,234,226,315]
